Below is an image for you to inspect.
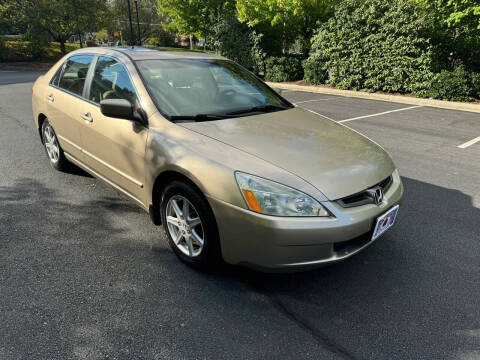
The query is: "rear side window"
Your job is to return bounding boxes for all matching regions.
[50,65,63,87]
[58,55,93,97]
[88,56,137,105]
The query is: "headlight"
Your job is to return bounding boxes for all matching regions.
[235,172,329,217]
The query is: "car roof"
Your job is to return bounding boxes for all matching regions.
[69,46,225,61]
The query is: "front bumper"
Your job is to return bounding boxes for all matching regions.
[208,174,403,272]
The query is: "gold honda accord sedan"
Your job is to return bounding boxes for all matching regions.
[32,47,403,271]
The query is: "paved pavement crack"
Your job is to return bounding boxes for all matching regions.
[244,279,360,360]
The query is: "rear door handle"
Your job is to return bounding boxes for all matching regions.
[81,112,93,123]
[47,94,54,103]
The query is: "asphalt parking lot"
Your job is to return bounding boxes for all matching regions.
[0,69,479,360]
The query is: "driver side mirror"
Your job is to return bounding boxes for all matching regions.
[100,99,147,126]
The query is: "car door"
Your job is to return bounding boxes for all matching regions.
[80,55,148,205]
[47,54,94,161]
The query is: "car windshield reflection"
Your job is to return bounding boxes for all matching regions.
[135,59,293,120]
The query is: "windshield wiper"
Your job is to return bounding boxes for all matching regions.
[226,104,290,116]
[170,113,228,122]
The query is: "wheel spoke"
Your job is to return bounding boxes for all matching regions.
[44,130,51,143]
[191,229,204,245]
[47,127,54,141]
[166,216,181,228]
[173,231,183,245]
[183,200,190,220]
[186,236,194,256]
[171,199,183,218]
[46,144,54,158]
[188,217,201,228]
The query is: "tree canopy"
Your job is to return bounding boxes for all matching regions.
[236,0,337,53]
[2,0,109,53]
[416,0,480,29]
[157,0,231,42]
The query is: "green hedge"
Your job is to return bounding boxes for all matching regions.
[0,41,79,62]
[302,55,327,85]
[265,55,303,82]
[416,66,480,102]
[305,0,433,93]
[303,0,479,101]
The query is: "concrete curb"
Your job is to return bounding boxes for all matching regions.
[266,82,480,114]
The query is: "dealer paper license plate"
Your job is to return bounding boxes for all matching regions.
[372,205,399,240]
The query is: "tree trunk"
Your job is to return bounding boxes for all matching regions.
[60,40,66,54]
[190,35,193,50]
[78,32,83,48]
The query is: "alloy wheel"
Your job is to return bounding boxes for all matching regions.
[165,195,205,257]
[43,124,60,163]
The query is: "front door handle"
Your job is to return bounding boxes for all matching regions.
[47,94,54,103]
[81,112,93,123]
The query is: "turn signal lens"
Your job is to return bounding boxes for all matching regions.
[242,189,263,213]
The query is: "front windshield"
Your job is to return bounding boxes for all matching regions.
[135,59,292,119]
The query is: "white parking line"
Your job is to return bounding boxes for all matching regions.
[338,105,423,123]
[457,136,480,149]
[294,98,333,104]
[304,108,336,122]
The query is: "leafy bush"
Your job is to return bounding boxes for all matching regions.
[1,41,79,62]
[303,55,327,85]
[265,55,304,82]
[148,30,177,47]
[147,37,160,46]
[471,72,480,99]
[0,37,10,61]
[416,66,478,101]
[305,0,434,92]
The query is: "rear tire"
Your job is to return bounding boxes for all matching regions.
[160,180,222,269]
[41,118,69,171]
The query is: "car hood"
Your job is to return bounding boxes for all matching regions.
[180,107,395,200]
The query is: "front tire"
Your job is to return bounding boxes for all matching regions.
[160,181,221,269]
[41,118,69,171]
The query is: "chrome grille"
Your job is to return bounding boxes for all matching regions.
[337,175,393,208]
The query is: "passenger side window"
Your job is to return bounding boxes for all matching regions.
[89,56,137,105]
[57,55,93,96]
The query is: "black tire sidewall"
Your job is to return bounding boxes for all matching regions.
[160,181,221,268]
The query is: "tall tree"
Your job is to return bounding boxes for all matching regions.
[236,0,337,55]
[5,0,108,54]
[108,0,164,45]
[0,1,14,34]
[415,0,480,70]
[416,0,479,29]
[157,0,229,48]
